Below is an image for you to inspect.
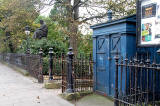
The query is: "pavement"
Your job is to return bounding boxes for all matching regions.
[0,63,73,106]
[0,62,114,106]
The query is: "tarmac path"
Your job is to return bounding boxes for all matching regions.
[0,63,73,106]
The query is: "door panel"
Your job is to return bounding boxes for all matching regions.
[96,36,109,94]
[110,35,121,96]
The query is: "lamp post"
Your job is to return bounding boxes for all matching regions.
[49,48,54,80]
[3,39,7,53]
[66,47,74,93]
[3,31,11,53]
[25,25,30,54]
[5,31,14,53]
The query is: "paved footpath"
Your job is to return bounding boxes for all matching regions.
[0,63,73,106]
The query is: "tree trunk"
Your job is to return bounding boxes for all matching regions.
[66,0,79,56]
[69,24,78,55]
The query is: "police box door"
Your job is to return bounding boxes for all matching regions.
[95,36,110,95]
[109,34,121,96]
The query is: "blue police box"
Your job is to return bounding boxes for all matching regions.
[91,15,160,97]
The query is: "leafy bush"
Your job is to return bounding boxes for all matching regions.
[17,38,67,56]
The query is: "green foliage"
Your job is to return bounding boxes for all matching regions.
[18,38,67,56]
[78,34,93,55]
[48,0,136,55]
[17,16,68,55]
[49,2,68,28]
[105,0,136,18]
[0,0,42,52]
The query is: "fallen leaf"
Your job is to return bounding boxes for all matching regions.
[37,96,40,99]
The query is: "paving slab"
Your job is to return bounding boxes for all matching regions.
[0,63,73,106]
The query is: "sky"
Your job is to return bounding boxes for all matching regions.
[40,6,93,34]
[40,5,53,17]
[39,3,107,35]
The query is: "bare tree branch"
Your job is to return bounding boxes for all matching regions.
[80,12,107,23]
[72,0,81,11]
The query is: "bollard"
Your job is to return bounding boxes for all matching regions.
[114,50,119,106]
[66,47,74,93]
[49,48,54,80]
[38,48,44,83]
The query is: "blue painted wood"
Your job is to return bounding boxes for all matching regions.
[91,14,160,98]
[91,15,137,97]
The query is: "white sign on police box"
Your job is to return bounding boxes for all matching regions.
[140,0,160,45]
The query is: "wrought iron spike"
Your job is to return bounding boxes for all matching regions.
[130,57,133,63]
[140,59,143,65]
[39,48,43,55]
[125,54,128,62]
[157,49,160,54]
[134,55,138,63]
[114,49,120,60]
[146,58,150,64]
[121,56,123,61]
[152,55,156,66]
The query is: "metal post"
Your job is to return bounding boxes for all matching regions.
[114,50,119,106]
[120,57,123,98]
[134,54,138,105]
[61,53,65,93]
[125,55,128,95]
[3,39,7,53]
[25,25,30,54]
[26,37,29,54]
[38,48,43,83]
[26,48,30,73]
[146,53,150,105]
[140,56,143,105]
[66,47,74,93]
[49,48,53,80]
[152,57,156,106]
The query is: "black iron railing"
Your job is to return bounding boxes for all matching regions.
[0,48,93,93]
[61,53,93,93]
[46,48,93,93]
[0,53,43,82]
[114,51,160,106]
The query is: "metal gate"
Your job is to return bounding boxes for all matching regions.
[61,53,93,93]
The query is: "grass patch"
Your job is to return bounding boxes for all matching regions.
[60,91,93,101]
[44,81,61,89]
